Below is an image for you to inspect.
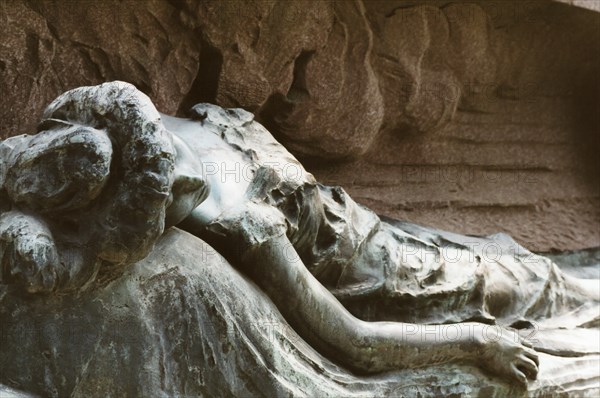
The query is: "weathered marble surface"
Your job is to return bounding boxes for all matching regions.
[1,81,599,397]
[1,229,598,397]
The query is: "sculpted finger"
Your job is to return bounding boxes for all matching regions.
[524,347,539,367]
[39,265,58,292]
[520,338,533,348]
[518,355,539,380]
[510,364,529,386]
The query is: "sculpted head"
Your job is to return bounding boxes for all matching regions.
[0,82,207,293]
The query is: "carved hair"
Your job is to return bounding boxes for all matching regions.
[0,82,176,292]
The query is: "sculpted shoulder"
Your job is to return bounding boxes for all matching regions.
[161,105,316,229]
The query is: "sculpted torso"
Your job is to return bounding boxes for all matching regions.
[162,113,254,226]
[1,82,598,389]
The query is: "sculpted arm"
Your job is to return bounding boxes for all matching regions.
[227,229,539,385]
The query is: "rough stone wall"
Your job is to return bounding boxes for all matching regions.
[1,0,598,251]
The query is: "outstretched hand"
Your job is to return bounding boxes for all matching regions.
[477,326,539,386]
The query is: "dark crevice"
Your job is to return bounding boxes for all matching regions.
[571,78,600,188]
[177,35,222,116]
[256,92,292,137]
[286,50,314,103]
[45,21,60,41]
[256,50,315,147]
[25,33,40,67]
[82,52,103,81]
[23,0,45,19]
[132,80,153,98]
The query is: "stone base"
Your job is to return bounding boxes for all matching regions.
[1,229,598,397]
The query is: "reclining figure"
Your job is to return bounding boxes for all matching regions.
[1,82,598,388]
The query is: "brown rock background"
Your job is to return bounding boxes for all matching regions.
[1,0,598,252]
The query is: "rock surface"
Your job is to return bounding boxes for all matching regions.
[0,0,598,251]
[1,229,598,397]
